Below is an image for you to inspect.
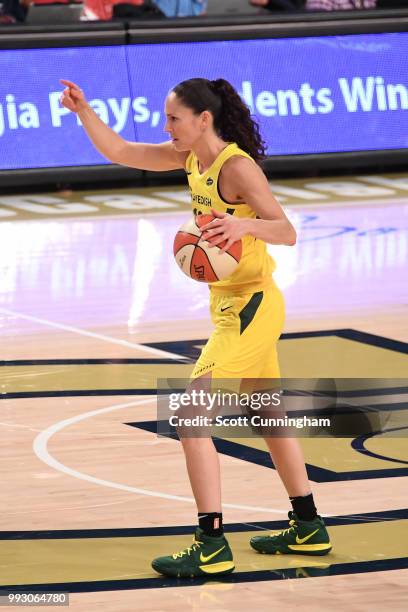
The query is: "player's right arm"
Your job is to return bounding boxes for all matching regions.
[60,79,188,171]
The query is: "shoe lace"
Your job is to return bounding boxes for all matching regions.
[273,518,297,538]
[172,538,203,559]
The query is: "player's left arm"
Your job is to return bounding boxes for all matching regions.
[202,157,296,252]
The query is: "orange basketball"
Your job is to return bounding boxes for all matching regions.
[173,214,242,282]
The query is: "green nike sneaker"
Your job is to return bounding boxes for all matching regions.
[250,512,332,556]
[151,528,235,578]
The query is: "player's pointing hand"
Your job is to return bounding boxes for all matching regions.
[59,79,88,113]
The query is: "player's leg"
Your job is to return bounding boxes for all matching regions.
[255,345,312,496]
[151,369,235,578]
[265,437,311,497]
[250,347,332,556]
[179,372,222,512]
[174,292,245,520]
[151,292,238,578]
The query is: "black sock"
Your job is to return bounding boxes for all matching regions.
[198,512,223,537]
[289,493,317,522]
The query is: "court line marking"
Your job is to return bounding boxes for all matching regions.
[285,196,408,210]
[0,307,186,360]
[32,398,287,515]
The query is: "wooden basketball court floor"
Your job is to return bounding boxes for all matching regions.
[0,173,407,610]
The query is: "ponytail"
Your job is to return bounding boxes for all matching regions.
[172,77,267,163]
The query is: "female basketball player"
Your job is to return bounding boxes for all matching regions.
[60,77,331,578]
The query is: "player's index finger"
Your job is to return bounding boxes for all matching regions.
[60,79,80,90]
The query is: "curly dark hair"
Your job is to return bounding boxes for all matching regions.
[172,77,267,163]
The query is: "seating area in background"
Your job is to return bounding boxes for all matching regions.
[0,0,259,24]
[0,0,406,27]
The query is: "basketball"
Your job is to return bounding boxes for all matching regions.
[173,214,242,282]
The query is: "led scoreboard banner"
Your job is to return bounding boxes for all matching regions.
[0,24,407,179]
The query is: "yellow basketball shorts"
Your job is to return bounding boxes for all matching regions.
[191,284,285,380]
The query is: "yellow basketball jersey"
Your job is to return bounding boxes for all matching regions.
[185,142,276,295]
